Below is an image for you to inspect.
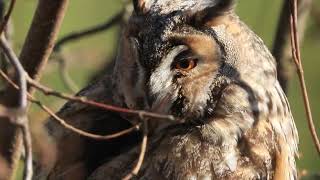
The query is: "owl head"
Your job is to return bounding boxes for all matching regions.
[112,0,276,123]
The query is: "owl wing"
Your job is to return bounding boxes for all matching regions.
[270,82,299,180]
[34,74,140,180]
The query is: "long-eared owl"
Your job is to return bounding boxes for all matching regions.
[98,0,299,179]
[43,0,299,179]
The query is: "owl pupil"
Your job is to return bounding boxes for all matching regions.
[180,60,190,68]
[175,59,196,71]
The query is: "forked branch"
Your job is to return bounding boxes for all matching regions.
[0,36,32,180]
[0,0,16,36]
[0,0,69,179]
[0,70,140,141]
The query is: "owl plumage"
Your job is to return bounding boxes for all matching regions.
[40,0,298,179]
[93,0,298,179]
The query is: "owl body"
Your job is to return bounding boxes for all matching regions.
[42,0,298,179]
[94,0,298,179]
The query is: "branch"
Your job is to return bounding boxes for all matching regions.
[51,11,124,92]
[21,123,32,180]
[39,101,140,140]
[55,53,79,93]
[122,119,148,180]
[289,0,320,155]
[0,36,32,180]
[27,76,175,121]
[0,0,69,179]
[0,0,15,36]
[0,36,27,107]
[54,11,123,51]
[0,70,140,141]
[19,0,69,82]
[272,0,312,93]
[311,5,320,27]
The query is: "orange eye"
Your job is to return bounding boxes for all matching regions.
[175,59,197,71]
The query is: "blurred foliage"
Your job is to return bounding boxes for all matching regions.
[6,0,320,178]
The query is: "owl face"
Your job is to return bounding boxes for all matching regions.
[114,0,237,122]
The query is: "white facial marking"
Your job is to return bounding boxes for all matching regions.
[149,45,188,112]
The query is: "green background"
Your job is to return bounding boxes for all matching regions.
[8,0,320,178]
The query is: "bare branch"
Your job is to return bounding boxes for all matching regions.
[123,120,148,180]
[289,0,320,155]
[0,0,69,178]
[34,99,141,141]
[311,5,320,27]
[0,36,32,180]
[51,10,124,92]
[0,36,27,107]
[54,11,123,51]
[55,53,79,93]
[272,0,312,93]
[0,70,140,141]
[0,0,16,36]
[21,123,33,180]
[27,76,175,121]
[19,0,69,82]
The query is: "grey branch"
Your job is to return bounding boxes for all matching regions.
[0,36,32,180]
[0,0,69,179]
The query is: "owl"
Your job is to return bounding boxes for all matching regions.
[40,0,298,180]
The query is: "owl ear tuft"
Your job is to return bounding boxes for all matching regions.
[133,0,236,16]
[189,0,236,25]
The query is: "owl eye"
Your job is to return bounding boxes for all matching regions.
[175,58,197,71]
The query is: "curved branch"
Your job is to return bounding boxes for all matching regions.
[36,100,140,141]
[54,11,123,51]
[0,0,16,36]
[52,11,124,92]
[0,70,140,141]
[122,120,148,180]
[27,76,175,121]
[56,54,79,93]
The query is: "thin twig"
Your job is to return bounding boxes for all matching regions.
[0,0,16,36]
[52,11,124,92]
[35,100,141,140]
[56,54,79,93]
[52,10,124,92]
[41,105,140,141]
[21,123,33,180]
[54,11,123,51]
[122,119,148,180]
[289,0,320,155]
[0,36,32,180]
[0,70,140,141]
[311,5,320,27]
[26,76,175,121]
[0,36,27,107]
[272,0,312,93]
